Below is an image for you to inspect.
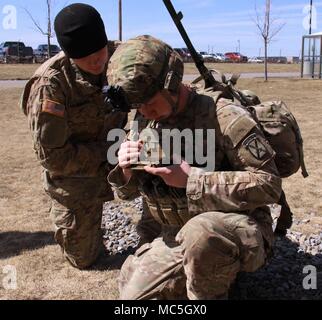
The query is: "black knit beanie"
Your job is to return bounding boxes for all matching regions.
[54,3,108,59]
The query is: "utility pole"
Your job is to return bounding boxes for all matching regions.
[309,0,313,35]
[118,0,122,41]
[238,39,240,53]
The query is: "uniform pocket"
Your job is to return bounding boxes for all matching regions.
[50,203,76,230]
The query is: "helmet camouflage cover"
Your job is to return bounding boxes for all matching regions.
[107,35,184,105]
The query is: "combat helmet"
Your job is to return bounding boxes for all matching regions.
[107,35,184,108]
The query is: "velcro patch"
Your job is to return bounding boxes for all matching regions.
[243,133,268,160]
[41,100,65,118]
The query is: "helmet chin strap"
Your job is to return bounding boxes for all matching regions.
[160,89,179,115]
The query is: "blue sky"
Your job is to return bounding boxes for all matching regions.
[0,0,321,56]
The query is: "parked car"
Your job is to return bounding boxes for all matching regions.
[216,53,229,62]
[34,44,61,62]
[224,52,248,63]
[210,53,228,62]
[248,57,264,63]
[174,48,191,62]
[198,51,215,62]
[0,41,34,63]
[266,56,287,64]
[209,53,220,62]
[0,47,4,62]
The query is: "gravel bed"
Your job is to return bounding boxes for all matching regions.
[102,198,142,255]
[102,198,322,299]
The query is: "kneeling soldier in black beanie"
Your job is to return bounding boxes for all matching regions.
[20,3,127,269]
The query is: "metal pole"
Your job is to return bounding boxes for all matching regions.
[118,0,122,41]
[319,35,322,79]
[301,36,305,78]
[309,0,313,35]
[312,37,316,78]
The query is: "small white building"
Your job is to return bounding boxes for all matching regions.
[301,31,322,78]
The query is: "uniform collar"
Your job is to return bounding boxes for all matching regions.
[70,59,107,91]
[157,89,196,126]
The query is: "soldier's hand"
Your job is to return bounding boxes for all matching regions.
[144,160,191,188]
[118,140,143,180]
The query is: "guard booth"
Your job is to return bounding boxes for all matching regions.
[301,32,322,79]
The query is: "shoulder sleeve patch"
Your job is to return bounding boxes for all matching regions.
[243,133,269,160]
[41,100,65,118]
[238,129,276,169]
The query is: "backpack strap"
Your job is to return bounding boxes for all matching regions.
[288,112,309,178]
[295,129,309,178]
[298,139,309,178]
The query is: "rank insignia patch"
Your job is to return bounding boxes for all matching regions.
[243,133,268,160]
[41,100,65,117]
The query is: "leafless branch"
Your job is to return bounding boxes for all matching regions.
[24,7,47,35]
[24,0,55,58]
[268,22,286,42]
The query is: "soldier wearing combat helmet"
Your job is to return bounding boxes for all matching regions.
[20,4,127,269]
[107,35,282,299]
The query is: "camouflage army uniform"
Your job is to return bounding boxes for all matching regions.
[21,51,127,269]
[108,91,282,299]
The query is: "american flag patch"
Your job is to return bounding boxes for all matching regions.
[41,100,65,117]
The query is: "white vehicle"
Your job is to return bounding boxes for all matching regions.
[248,57,264,63]
[211,53,227,62]
[198,51,215,61]
[216,53,227,62]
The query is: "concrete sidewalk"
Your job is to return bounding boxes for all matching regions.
[183,72,300,82]
[0,72,302,89]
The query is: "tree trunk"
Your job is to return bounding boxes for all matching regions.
[47,35,51,59]
[264,39,268,81]
[47,0,51,58]
[264,0,270,81]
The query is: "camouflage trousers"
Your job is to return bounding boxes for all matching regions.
[50,198,104,269]
[136,199,162,246]
[119,207,274,300]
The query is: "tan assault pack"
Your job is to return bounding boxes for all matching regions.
[192,71,309,235]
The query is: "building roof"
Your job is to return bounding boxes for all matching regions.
[305,31,322,37]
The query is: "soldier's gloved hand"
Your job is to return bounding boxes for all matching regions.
[118,140,143,180]
[144,160,191,188]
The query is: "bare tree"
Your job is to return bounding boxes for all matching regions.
[253,0,285,81]
[24,0,54,58]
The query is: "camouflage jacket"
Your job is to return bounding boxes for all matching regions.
[21,51,128,202]
[108,91,282,224]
